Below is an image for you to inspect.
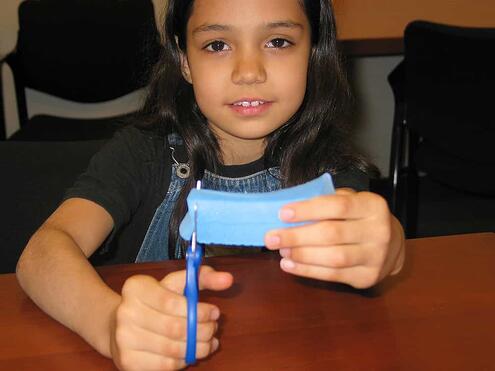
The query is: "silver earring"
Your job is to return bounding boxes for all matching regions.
[170,146,191,179]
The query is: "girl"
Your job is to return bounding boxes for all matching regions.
[17,0,405,369]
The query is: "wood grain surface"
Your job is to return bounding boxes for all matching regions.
[1,233,494,370]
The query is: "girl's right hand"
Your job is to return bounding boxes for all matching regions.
[110,266,233,370]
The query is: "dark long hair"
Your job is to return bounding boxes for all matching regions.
[139,0,370,258]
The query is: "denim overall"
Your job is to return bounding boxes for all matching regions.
[135,134,282,262]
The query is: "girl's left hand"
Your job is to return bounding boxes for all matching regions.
[264,189,405,289]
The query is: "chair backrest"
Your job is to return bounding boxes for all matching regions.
[14,0,161,102]
[404,21,495,166]
[0,139,105,273]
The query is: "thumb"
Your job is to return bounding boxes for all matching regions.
[160,265,233,294]
[199,265,234,291]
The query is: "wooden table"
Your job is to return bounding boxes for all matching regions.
[334,0,495,55]
[1,233,494,370]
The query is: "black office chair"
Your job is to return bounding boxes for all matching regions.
[0,140,106,273]
[1,0,160,141]
[388,20,495,238]
[0,70,5,140]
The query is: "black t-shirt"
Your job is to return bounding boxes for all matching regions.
[65,126,369,264]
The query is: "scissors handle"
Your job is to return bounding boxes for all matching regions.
[184,243,203,365]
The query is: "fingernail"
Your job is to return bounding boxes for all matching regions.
[265,235,280,248]
[279,248,290,258]
[210,308,220,320]
[279,208,295,221]
[212,337,220,352]
[281,258,296,270]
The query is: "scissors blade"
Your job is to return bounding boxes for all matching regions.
[191,180,201,252]
[192,204,198,253]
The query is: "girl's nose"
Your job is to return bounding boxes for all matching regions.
[231,52,267,85]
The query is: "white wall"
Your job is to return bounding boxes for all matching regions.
[1,0,399,176]
[348,56,403,177]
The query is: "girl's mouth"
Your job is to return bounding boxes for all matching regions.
[229,99,273,117]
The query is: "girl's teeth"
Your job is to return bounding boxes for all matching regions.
[235,101,265,107]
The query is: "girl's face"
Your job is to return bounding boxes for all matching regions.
[182,0,311,163]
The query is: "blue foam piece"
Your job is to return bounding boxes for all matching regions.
[179,173,335,246]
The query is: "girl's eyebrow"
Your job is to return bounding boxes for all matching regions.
[192,20,303,35]
[265,21,304,30]
[193,24,231,35]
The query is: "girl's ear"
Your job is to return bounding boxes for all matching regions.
[180,52,193,84]
[176,34,192,84]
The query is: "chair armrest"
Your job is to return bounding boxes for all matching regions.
[387,59,407,217]
[0,51,28,138]
[388,60,405,105]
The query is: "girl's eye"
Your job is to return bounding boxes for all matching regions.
[205,41,230,52]
[266,38,292,49]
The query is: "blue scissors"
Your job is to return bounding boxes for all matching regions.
[184,181,203,365]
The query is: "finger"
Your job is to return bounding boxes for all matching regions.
[119,325,219,360]
[279,259,381,289]
[279,244,367,269]
[122,275,187,317]
[159,337,219,360]
[198,266,234,291]
[278,191,388,223]
[265,220,363,249]
[161,266,233,293]
[160,269,187,294]
[121,276,218,322]
[117,349,186,371]
[160,317,217,342]
[117,303,218,341]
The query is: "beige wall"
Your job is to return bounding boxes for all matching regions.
[0,0,22,59]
